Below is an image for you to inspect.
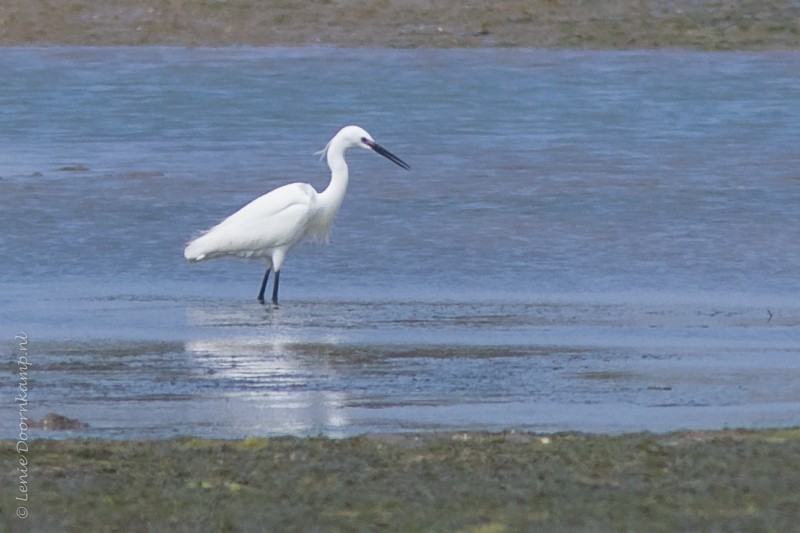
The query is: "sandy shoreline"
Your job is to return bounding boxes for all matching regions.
[2,0,799,48]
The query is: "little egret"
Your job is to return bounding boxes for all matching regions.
[184,125,410,304]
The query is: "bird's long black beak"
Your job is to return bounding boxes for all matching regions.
[366,140,411,170]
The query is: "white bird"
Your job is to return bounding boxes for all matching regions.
[184,125,410,305]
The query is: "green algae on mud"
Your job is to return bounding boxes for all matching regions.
[2,429,800,532]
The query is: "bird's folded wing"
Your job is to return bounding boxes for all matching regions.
[185,183,316,261]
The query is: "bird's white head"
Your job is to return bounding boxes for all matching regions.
[339,125,375,150]
[317,125,411,170]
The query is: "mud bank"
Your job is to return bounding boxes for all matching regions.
[2,428,799,531]
[1,0,799,49]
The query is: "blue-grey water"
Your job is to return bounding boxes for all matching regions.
[1,47,799,439]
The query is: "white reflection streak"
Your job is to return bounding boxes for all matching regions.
[185,336,348,434]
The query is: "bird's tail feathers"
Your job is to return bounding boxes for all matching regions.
[184,233,214,262]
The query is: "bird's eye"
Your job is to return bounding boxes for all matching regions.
[361,137,368,144]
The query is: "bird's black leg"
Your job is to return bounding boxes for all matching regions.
[271,271,280,305]
[257,268,271,304]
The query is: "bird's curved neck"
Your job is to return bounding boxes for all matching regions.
[318,138,350,214]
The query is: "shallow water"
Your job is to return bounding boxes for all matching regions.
[1,47,799,438]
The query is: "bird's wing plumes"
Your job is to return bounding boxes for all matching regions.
[184,183,317,262]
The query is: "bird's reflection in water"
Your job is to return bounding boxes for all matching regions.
[184,330,349,435]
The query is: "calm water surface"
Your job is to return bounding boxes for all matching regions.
[1,47,799,438]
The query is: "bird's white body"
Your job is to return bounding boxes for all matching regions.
[185,129,355,271]
[185,182,333,269]
[184,125,409,303]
